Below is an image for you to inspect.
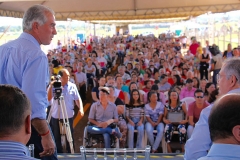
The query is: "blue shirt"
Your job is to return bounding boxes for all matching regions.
[51,81,80,119]
[0,32,49,120]
[0,141,36,159]
[198,143,240,160]
[144,102,164,122]
[184,88,240,160]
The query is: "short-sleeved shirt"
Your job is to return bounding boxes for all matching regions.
[187,101,209,123]
[145,102,164,122]
[212,54,223,70]
[159,82,171,92]
[88,101,118,123]
[84,65,95,73]
[51,82,80,119]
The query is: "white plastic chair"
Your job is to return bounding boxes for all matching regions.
[180,97,195,110]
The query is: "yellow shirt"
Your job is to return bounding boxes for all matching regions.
[197,46,203,54]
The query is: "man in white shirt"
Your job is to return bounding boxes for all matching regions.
[47,69,84,153]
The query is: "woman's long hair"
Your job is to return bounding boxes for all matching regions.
[205,82,214,96]
[168,89,180,105]
[193,77,200,88]
[129,81,138,93]
[173,74,182,86]
[208,88,219,103]
[129,89,141,106]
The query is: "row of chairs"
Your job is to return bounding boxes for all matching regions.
[82,97,195,152]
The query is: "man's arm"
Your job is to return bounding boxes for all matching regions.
[75,99,84,116]
[22,55,55,157]
[73,83,84,116]
[184,104,213,160]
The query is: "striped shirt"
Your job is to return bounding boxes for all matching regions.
[126,104,144,119]
[0,141,36,159]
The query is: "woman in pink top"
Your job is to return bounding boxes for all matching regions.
[187,89,209,138]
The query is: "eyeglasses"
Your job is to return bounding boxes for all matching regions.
[216,73,235,82]
[195,96,204,99]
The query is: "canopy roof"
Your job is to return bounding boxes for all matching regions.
[0,0,239,22]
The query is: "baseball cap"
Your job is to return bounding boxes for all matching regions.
[99,86,110,94]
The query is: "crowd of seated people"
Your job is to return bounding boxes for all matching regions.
[46,35,240,153]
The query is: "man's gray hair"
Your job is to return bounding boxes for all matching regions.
[22,4,55,31]
[222,57,240,84]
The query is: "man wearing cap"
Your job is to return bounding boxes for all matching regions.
[180,78,196,100]
[87,86,122,148]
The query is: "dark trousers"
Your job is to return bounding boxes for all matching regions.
[118,51,125,64]
[26,124,58,160]
[200,66,208,80]
[50,117,74,153]
[79,83,86,101]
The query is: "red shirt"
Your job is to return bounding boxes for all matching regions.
[168,78,174,85]
[189,43,199,56]
[118,91,125,102]
[87,44,92,52]
[188,101,209,123]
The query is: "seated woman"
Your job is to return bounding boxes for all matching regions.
[143,84,166,106]
[187,89,209,139]
[108,86,127,148]
[145,91,165,153]
[124,82,144,104]
[163,89,188,153]
[126,89,144,148]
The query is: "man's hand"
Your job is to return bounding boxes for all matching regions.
[80,109,84,116]
[97,122,108,128]
[39,132,55,157]
[32,119,55,157]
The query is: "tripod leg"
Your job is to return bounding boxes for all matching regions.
[59,97,75,154]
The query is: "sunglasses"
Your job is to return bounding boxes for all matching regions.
[195,96,204,99]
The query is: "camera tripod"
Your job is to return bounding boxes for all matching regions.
[47,95,75,154]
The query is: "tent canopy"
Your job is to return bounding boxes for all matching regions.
[0,0,239,22]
